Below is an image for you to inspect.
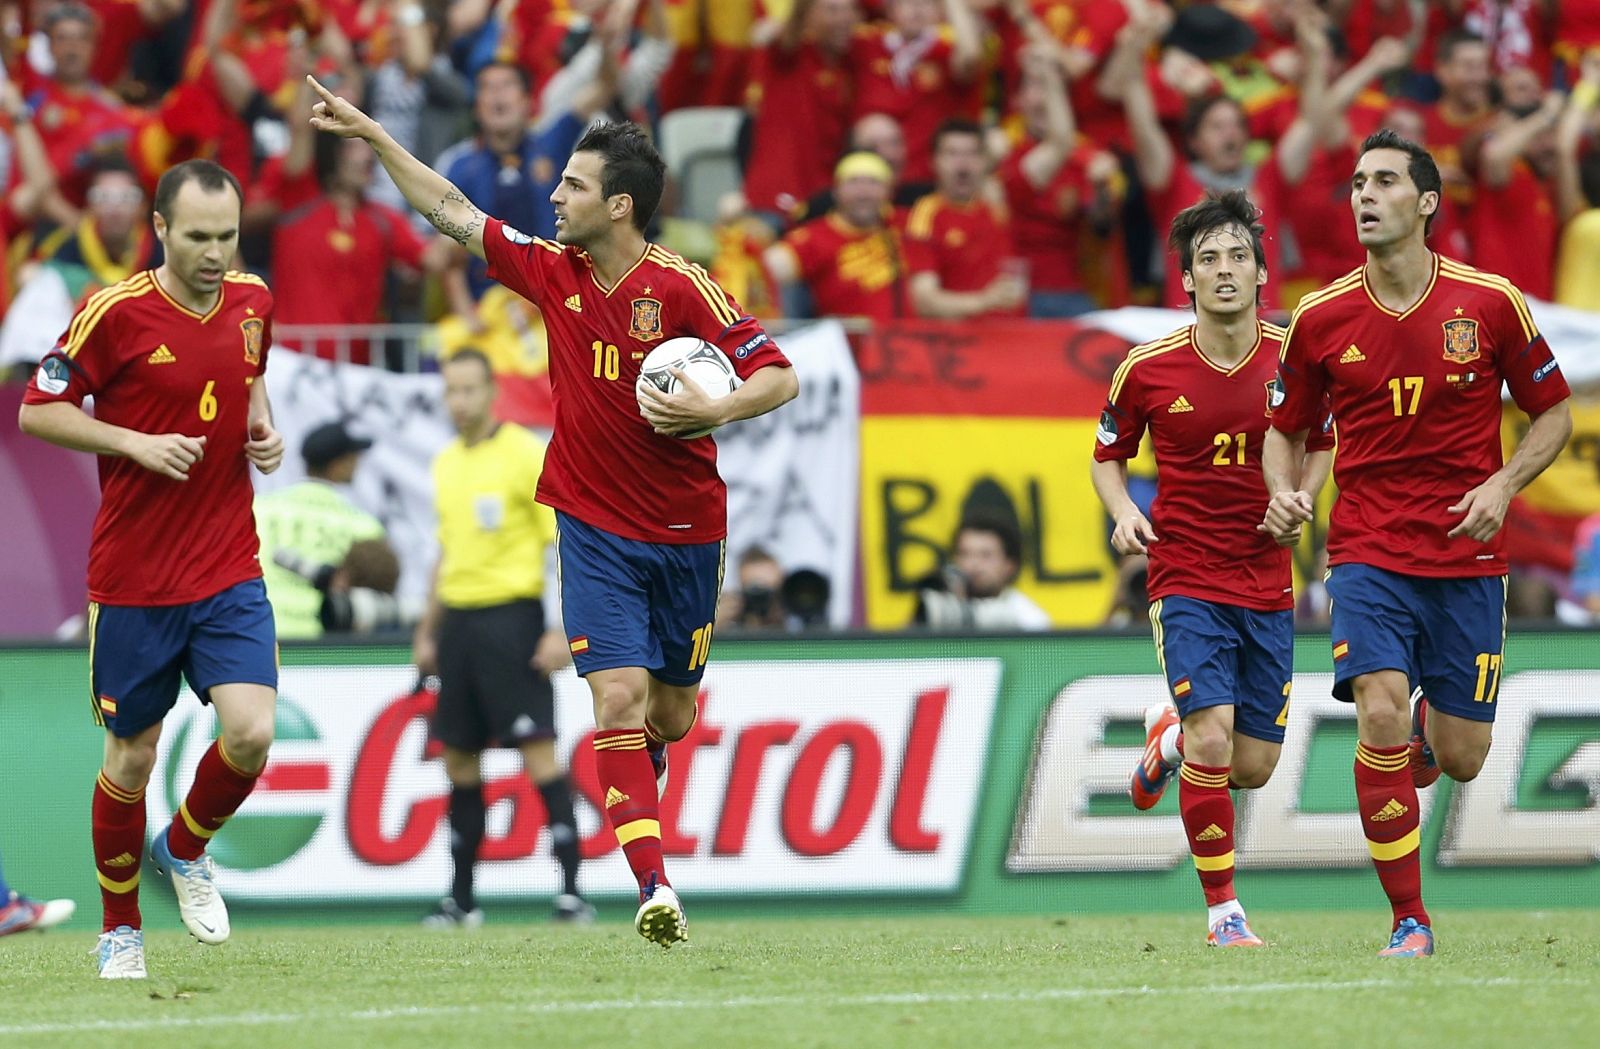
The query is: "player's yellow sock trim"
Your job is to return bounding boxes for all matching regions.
[1193,850,1236,872]
[614,819,661,847]
[1366,828,1421,862]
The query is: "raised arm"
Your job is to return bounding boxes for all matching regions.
[944,0,985,80]
[1276,4,1333,186]
[306,75,489,260]
[1017,46,1079,190]
[1555,55,1600,224]
[1479,92,1565,189]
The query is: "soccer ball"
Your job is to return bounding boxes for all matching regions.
[635,337,740,439]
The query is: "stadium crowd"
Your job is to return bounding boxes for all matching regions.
[1,0,1599,633]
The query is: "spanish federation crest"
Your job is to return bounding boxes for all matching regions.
[629,297,664,342]
[1441,317,1480,364]
[240,317,265,365]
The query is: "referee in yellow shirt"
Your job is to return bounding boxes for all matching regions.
[413,350,591,927]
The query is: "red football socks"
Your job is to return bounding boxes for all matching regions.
[93,771,145,932]
[593,729,669,897]
[1355,742,1429,929]
[167,740,261,861]
[1178,762,1238,906]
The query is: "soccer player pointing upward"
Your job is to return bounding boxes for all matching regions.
[1093,190,1334,948]
[308,77,798,947]
[1263,130,1572,957]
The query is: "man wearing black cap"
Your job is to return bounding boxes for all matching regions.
[254,420,388,639]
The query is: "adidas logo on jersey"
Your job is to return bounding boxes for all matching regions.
[605,787,629,808]
[104,851,137,868]
[1339,344,1366,364]
[1167,396,1194,413]
[147,344,177,365]
[565,294,583,313]
[1370,798,1409,822]
[1195,824,1228,842]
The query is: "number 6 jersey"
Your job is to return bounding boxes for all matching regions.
[1271,255,1570,578]
[23,270,273,605]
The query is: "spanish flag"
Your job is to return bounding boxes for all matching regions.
[1173,677,1192,698]
[1332,640,1350,661]
[569,636,590,654]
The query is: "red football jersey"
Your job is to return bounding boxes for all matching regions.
[1000,139,1099,294]
[741,41,853,214]
[1095,321,1333,611]
[902,192,1019,317]
[1272,255,1571,577]
[1469,161,1557,302]
[776,212,907,322]
[482,219,792,543]
[22,270,273,605]
[851,25,981,185]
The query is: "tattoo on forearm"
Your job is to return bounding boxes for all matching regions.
[428,189,484,244]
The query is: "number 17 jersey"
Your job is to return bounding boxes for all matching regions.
[483,218,791,544]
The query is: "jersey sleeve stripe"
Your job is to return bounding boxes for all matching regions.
[1439,262,1539,341]
[1108,334,1186,403]
[1279,272,1363,359]
[223,271,268,287]
[649,248,740,327]
[63,275,153,358]
[906,197,938,238]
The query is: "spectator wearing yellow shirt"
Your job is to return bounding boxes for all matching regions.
[411,349,590,928]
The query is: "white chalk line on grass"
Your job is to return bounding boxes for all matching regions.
[0,976,1580,1036]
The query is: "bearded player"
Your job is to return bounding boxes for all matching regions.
[1263,129,1571,957]
[19,160,285,979]
[307,77,797,947]
[1092,190,1334,948]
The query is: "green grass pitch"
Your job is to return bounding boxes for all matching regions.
[2,911,1596,1049]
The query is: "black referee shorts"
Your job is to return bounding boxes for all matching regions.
[434,599,555,752]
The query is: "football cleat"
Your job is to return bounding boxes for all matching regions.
[1378,917,1434,958]
[553,893,597,924]
[150,828,230,945]
[420,897,484,930]
[94,925,147,979]
[648,741,668,799]
[0,891,75,936]
[634,880,688,949]
[1130,704,1181,810]
[1408,692,1441,788]
[1206,913,1266,948]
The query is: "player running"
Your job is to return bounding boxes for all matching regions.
[19,160,286,979]
[1092,190,1333,948]
[307,77,798,948]
[1263,129,1572,958]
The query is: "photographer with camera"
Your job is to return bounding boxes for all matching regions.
[255,420,389,639]
[911,512,1052,632]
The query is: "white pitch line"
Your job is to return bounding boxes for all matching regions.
[0,976,1577,1036]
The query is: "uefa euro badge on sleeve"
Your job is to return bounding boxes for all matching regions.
[1265,375,1285,416]
[629,297,665,342]
[241,317,265,366]
[1441,317,1480,364]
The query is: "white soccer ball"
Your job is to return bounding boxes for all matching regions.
[635,337,740,439]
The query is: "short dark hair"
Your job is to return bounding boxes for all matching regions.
[1358,128,1442,235]
[932,118,984,153]
[1181,95,1245,151]
[443,347,494,381]
[43,2,95,33]
[956,512,1022,566]
[1435,28,1486,67]
[153,159,243,224]
[1168,189,1267,307]
[739,544,781,570]
[573,121,666,232]
[476,60,530,95]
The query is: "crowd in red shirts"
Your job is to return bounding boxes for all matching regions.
[3,0,1600,351]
